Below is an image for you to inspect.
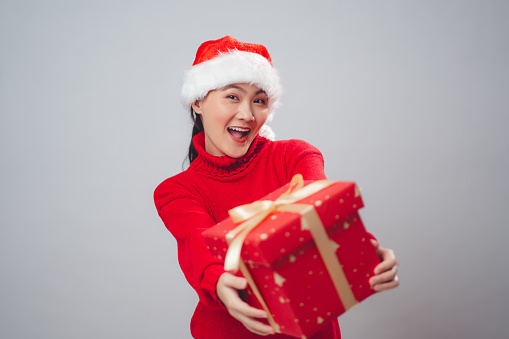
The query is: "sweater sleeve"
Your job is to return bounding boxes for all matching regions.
[285,139,327,181]
[154,179,226,310]
[283,140,378,242]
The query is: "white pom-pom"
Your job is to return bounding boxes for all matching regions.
[259,125,276,140]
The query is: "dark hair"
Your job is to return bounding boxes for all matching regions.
[186,108,204,165]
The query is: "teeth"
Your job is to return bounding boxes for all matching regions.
[228,127,250,132]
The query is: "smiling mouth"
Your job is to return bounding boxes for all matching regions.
[228,127,250,140]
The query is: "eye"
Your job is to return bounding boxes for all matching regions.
[226,94,239,100]
[254,98,267,105]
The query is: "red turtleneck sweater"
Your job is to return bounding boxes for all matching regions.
[154,132,340,338]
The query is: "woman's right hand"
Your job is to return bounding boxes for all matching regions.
[216,272,276,336]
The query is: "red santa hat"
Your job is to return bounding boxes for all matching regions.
[181,36,282,138]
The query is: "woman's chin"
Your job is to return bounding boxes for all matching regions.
[226,150,248,158]
[224,143,251,158]
[224,135,255,158]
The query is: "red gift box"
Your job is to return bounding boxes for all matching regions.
[202,175,380,338]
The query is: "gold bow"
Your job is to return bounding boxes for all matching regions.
[224,174,335,272]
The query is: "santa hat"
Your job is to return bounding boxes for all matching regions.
[181,36,281,139]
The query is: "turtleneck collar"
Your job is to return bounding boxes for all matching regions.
[189,132,269,178]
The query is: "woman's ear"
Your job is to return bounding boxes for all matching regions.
[192,100,203,115]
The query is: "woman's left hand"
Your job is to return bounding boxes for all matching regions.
[368,239,400,292]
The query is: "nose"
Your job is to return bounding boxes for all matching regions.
[236,103,254,121]
[237,111,255,121]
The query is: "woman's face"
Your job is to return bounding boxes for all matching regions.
[192,83,269,158]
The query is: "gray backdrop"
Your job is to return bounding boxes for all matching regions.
[1,1,508,338]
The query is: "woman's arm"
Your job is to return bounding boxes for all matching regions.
[157,186,278,335]
[285,139,327,181]
[155,183,226,309]
[285,140,400,292]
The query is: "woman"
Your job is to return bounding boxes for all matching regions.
[154,36,399,338]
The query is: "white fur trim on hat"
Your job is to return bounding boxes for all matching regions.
[181,50,282,115]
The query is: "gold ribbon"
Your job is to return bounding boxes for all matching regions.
[224,174,358,332]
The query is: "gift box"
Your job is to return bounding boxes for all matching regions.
[202,175,381,338]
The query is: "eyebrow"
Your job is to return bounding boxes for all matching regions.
[222,84,267,96]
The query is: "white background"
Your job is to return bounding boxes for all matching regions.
[1,1,508,338]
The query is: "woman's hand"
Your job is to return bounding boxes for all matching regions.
[369,239,400,292]
[216,272,275,336]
